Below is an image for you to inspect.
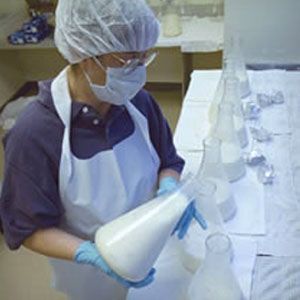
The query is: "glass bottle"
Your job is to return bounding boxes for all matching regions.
[161,0,182,37]
[197,137,237,222]
[187,233,245,300]
[176,179,224,274]
[210,102,246,182]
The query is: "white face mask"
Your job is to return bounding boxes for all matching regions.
[83,64,147,106]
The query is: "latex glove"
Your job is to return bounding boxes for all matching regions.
[156,176,179,196]
[172,200,207,239]
[74,241,156,288]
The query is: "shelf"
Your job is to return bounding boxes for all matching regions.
[0,12,224,52]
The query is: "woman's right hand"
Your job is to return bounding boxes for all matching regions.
[74,241,156,288]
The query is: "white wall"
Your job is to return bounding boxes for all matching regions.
[225,0,300,65]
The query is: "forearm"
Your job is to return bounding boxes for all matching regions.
[22,227,84,261]
[158,168,180,182]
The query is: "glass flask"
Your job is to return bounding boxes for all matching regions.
[210,102,246,182]
[176,179,224,274]
[187,233,245,300]
[209,58,235,123]
[210,74,248,148]
[197,137,237,222]
[95,176,204,282]
[224,36,251,98]
[161,0,182,37]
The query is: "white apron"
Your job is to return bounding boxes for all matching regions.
[48,67,160,300]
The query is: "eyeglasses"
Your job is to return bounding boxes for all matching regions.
[94,50,158,75]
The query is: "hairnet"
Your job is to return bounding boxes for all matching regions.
[54,0,160,64]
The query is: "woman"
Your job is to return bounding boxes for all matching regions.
[0,0,205,299]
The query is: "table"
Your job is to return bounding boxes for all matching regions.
[174,69,300,299]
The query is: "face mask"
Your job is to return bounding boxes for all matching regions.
[84,65,147,106]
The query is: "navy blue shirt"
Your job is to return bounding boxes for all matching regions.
[0,80,184,250]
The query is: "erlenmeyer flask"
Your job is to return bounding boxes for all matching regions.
[224,77,248,148]
[188,233,245,300]
[197,137,237,222]
[210,102,246,182]
[162,0,182,37]
[176,179,224,273]
[225,36,251,98]
[95,176,202,282]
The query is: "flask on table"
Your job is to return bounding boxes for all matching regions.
[210,102,246,182]
[224,36,251,98]
[176,179,224,274]
[209,60,249,149]
[187,233,245,300]
[197,137,237,222]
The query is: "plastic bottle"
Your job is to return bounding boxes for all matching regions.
[187,233,245,300]
[197,137,237,222]
[210,102,246,182]
[176,179,224,274]
[95,176,202,282]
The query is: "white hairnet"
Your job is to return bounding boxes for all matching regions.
[54,0,160,64]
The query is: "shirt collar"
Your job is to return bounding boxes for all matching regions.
[37,79,126,122]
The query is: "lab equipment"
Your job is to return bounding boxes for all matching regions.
[250,126,272,143]
[176,180,225,274]
[210,102,246,182]
[224,36,251,98]
[95,177,204,282]
[74,241,155,288]
[244,149,266,166]
[257,93,273,108]
[161,0,182,37]
[156,176,180,196]
[188,233,245,300]
[271,91,285,104]
[209,62,249,149]
[242,100,261,120]
[222,77,248,148]
[55,0,160,63]
[257,91,285,107]
[209,58,235,123]
[197,137,237,222]
[257,162,275,184]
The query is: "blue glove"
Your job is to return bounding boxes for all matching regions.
[172,200,207,239]
[74,241,156,288]
[156,177,180,196]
